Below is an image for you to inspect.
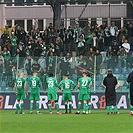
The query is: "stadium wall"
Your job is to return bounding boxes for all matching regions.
[0,92,129,110]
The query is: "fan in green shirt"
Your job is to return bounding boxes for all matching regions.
[59,74,76,114]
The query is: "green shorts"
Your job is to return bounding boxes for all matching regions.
[48,93,58,101]
[30,93,40,101]
[63,93,72,101]
[78,92,88,101]
[16,93,26,100]
[87,89,91,101]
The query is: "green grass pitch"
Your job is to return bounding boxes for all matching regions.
[0,110,133,133]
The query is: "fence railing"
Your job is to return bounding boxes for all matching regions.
[0,53,132,92]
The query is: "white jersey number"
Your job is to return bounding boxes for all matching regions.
[32,80,36,87]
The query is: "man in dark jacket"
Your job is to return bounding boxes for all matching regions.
[102,69,120,114]
[127,71,133,115]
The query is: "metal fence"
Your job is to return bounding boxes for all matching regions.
[0,52,132,92]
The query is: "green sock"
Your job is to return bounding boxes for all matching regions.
[30,101,33,112]
[114,106,118,112]
[106,106,110,112]
[86,104,89,112]
[56,102,59,112]
[16,102,19,113]
[69,103,72,112]
[65,103,68,112]
[109,106,112,113]
[83,102,87,112]
[88,103,91,111]
[36,102,39,112]
[48,104,52,112]
[130,104,133,111]
[20,102,24,113]
[77,103,81,112]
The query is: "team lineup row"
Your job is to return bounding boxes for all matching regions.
[14,70,93,115]
[14,69,133,115]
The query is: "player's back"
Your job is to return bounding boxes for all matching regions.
[16,77,25,94]
[46,77,58,93]
[61,79,73,93]
[78,77,91,94]
[30,76,40,93]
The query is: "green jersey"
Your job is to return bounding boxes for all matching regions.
[59,79,76,94]
[78,77,92,94]
[10,36,18,46]
[30,76,41,94]
[46,77,58,93]
[15,77,26,94]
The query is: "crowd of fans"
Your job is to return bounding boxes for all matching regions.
[0,21,133,86]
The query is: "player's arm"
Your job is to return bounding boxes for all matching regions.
[55,80,59,87]
[58,81,63,90]
[102,84,106,89]
[77,82,80,89]
[14,83,17,95]
[115,82,120,90]
[24,83,28,95]
[102,78,106,89]
[77,78,80,89]
[88,81,92,88]
[71,81,76,91]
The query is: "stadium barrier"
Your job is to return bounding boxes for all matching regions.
[0,54,131,92]
[0,92,129,110]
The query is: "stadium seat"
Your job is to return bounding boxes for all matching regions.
[122,68,129,74]
[113,68,121,74]
[118,74,127,80]
[96,74,103,81]
[1,81,6,91]
[123,82,128,87]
